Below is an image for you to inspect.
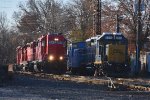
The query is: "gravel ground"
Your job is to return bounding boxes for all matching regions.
[0,74,150,100]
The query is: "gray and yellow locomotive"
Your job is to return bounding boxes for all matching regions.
[88,32,130,77]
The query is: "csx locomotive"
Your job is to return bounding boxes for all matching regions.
[90,32,130,76]
[16,33,67,74]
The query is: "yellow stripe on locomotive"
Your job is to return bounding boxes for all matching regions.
[106,44,126,63]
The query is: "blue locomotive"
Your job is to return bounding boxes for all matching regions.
[67,42,95,75]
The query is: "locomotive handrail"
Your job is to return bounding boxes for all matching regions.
[101,69,116,89]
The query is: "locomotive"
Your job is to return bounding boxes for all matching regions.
[67,42,95,75]
[93,32,130,76]
[16,33,67,74]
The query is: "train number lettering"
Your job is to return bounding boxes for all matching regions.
[49,41,64,44]
[105,36,113,39]
[115,36,122,40]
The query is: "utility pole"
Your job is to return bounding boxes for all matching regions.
[96,0,101,35]
[116,14,124,33]
[116,14,120,33]
[92,0,96,36]
[136,0,142,74]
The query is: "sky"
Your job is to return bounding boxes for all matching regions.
[0,0,28,22]
[0,0,68,25]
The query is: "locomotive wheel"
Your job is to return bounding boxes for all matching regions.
[34,63,41,72]
[23,65,28,72]
[70,68,77,75]
[94,65,105,77]
[94,69,99,77]
[28,63,34,72]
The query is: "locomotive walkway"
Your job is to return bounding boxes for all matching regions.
[1,72,150,100]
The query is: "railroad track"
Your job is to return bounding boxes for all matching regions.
[16,71,150,91]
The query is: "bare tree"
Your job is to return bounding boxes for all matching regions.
[67,0,94,42]
[100,0,150,52]
[13,0,75,34]
[0,12,9,64]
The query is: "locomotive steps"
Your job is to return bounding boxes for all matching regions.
[16,71,150,91]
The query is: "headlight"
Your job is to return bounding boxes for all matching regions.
[59,56,63,60]
[49,55,54,61]
[54,38,59,41]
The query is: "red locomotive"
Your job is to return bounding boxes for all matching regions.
[16,33,67,74]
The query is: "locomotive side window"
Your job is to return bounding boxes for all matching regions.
[63,41,67,47]
[91,40,97,46]
[99,46,102,55]
[38,42,41,47]
[72,44,77,48]
[42,41,45,46]
[105,45,109,56]
[36,42,38,46]
[87,42,91,46]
